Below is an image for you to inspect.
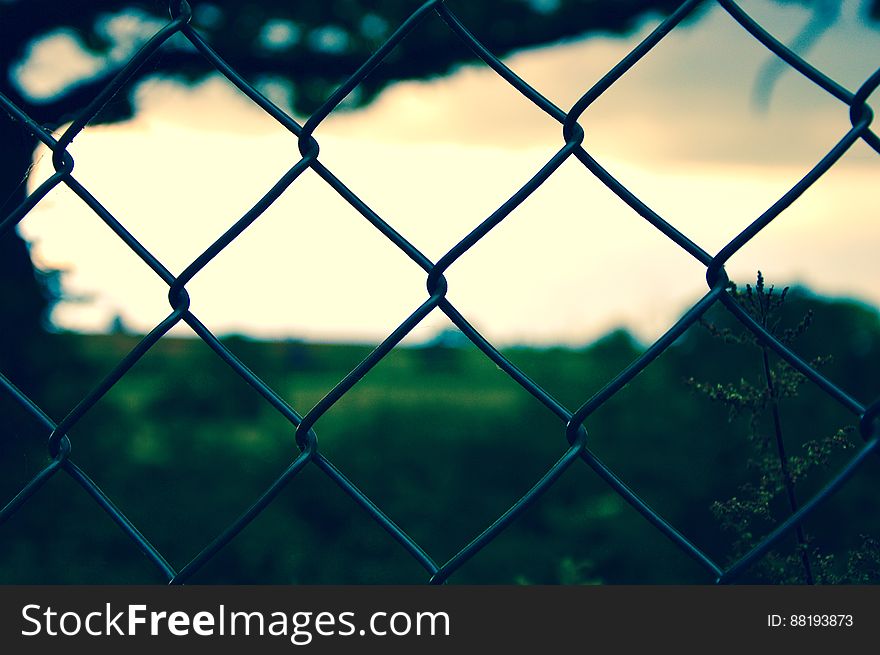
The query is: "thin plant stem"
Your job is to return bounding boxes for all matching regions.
[760,345,814,585]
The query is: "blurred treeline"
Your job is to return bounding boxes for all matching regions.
[1,287,878,584]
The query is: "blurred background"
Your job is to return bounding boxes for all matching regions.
[1,0,879,583]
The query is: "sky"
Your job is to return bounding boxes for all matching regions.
[18,0,880,346]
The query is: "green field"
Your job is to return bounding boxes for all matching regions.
[2,290,879,583]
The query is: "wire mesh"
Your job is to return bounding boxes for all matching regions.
[1,0,878,585]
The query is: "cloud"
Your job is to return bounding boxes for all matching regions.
[21,0,880,345]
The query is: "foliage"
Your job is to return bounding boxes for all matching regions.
[688,273,877,584]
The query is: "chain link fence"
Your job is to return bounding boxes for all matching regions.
[1,0,878,584]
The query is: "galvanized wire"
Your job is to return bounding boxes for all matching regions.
[1,0,878,585]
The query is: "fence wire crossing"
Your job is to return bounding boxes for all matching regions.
[1,0,879,584]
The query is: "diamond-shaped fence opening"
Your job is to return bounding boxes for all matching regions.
[181,174,430,345]
[1,0,879,585]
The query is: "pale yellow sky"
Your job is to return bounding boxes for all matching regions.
[21,0,880,345]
